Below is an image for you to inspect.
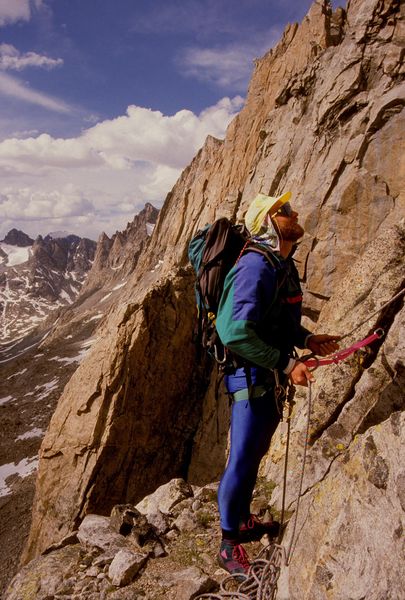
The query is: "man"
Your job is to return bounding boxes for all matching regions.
[215,192,339,577]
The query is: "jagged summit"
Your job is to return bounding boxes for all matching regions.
[0,204,159,345]
[45,230,75,240]
[2,228,34,247]
[81,202,159,292]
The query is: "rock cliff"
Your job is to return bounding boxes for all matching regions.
[17,0,404,598]
[0,203,159,594]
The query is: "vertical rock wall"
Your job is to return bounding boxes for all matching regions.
[23,5,404,594]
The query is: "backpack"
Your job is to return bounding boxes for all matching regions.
[188,217,278,372]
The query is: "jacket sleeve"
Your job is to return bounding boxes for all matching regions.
[216,253,290,371]
[295,325,312,349]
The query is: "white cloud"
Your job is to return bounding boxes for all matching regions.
[0,97,244,174]
[0,97,243,239]
[180,46,254,89]
[177,33,281,91]
[139,164,181,200]
[0,186,94,220]
[0,44,63,71]
[0,0,44,26]
[0,0,30,26]
[0,72,72,113]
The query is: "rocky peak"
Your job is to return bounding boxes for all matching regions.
[2,228,34,247]
[31,234,81,272]
[81,203,159,292]
[29,234,95,283]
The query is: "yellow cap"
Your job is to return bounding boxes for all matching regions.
[245,191,292,235]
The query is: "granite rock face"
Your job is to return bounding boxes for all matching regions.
[21,1,404,598]
[266,222,405,599]
[276,413,405,600]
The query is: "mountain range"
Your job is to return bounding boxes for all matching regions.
[0,202,159,593]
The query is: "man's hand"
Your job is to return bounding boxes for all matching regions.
[289,361,315,387]
[307,334,340,357]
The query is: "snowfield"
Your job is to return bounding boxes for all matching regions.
[0,243,31,267]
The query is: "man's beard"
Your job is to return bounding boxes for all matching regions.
[277,221,304,242]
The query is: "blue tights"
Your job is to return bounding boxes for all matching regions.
[217,393,280,533]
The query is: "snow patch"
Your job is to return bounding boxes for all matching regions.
[100,292,112,303]
[146,222,155,236]
[34,378,59,401]
[59,289,73,303]
[151,260,163,273]
[0,243,31,267]
[0,456,39,497]
[50,349,88,365]
[16,428,44,441]
[112,281,127,291]
[0,395,13,406]
[86,314,103,322]
[7,368,28,380]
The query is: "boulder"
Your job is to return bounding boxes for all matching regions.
[77,514,127,554]
[4,545,82,600]
[135,478,194,517]
[108,549,148,587]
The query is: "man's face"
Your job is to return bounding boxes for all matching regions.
[272,207,304,242]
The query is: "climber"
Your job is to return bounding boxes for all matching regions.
[215,192,340,578]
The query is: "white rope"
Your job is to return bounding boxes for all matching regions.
[285,380,312,565]
[196,543,285,599]
[196,383,313,599]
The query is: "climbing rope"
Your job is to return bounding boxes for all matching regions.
[339,286,405,341]
[302,286,405,369]
[303,328,384,369]
[195,543,285,599]
[285,381,312,565]
[196,382,312,600]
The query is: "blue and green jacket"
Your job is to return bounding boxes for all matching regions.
[216,246,311,393]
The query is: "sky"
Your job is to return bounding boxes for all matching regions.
[0,0,337,242]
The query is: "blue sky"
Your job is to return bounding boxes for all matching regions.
[0,0,337,240]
